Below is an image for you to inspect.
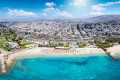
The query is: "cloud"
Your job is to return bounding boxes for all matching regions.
[90,1,120,16]
[98,1,120,6]
[60,5,63,7]
[69,0,86,6]
[8,8,36,16]
[55,11,73,18]
[89,12,104,16]
[45,2,56,7]
[43,7,73,19]
[92,5,106,11]
[43,13,47,16]
[92,1,120,11]
[43,7,59,12]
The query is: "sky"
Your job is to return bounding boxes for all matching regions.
[0,0,120,20]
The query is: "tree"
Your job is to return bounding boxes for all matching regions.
[18,36,23,40]
[34,29,37,32]
[48,40,51,46]
[77,24,80,31]
[12,38,16,42]
[38,44,42,47]
[119,41,120,44]
[4,34,9,41]
[13,32,17,38]
[58,43,64,46]
[77,42,79,45]
[88,41,94,45]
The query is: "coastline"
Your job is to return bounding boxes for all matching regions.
[107,45,120,56]
[0,45,120,74]
[5,47,106,66]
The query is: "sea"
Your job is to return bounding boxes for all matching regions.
[0,54,120,80]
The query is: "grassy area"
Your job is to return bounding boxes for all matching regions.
[0,39,8,44]
[0,39,11,51]
[0,39,33,50]
[21,40,33,47]
[77,42,88,48]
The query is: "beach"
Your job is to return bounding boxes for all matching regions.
[0,45,120,74]
[107,45,120,56]
[5,47,105,66]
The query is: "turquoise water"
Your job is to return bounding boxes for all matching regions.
[0,55,120,80]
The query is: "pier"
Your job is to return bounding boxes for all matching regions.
[106,45,120,61]
[106,52,119,61]
[0,56,6,74]
[0,48,12,74]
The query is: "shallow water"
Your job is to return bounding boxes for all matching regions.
[0,54,120,80]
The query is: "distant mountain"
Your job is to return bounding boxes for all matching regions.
[89,15,120,21]
[1,15,120,22]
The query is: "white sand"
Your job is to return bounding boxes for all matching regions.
[107,45,120,56]
[5,47,106,66]
[0,45,119,74]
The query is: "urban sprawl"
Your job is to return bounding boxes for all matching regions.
[1,20,120,41]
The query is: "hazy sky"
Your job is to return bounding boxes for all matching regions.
[0,0,120,20]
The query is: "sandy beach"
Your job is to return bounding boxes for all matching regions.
[107,45,120,56]
[0,45,120,74]
[5,47,105,66]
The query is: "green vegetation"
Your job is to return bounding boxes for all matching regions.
[77,38,120,51]
[94,38,120,51]
[88,41,94,45]
[21,40,32,48]
[38,42,70,47]
[77,42,87,48]
[106,38,120,44]
[0,39,8,44]
[94,40,113,51]
[18,36,23,40]
[0,28,24,51]
[38,44,49,47]
[0,39,10,51]
[77,24,80,31]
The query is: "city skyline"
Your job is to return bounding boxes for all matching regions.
[0,0,120,20]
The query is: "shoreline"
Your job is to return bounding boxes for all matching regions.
[4,52,106,75]
[5,53,107,74]
[0,45,120,74]
[15,53,106,58]
[1,47,105,74]
[5,47,106,66]
[107,45,120,56]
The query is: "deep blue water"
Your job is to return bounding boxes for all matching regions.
[0,54,120,80]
